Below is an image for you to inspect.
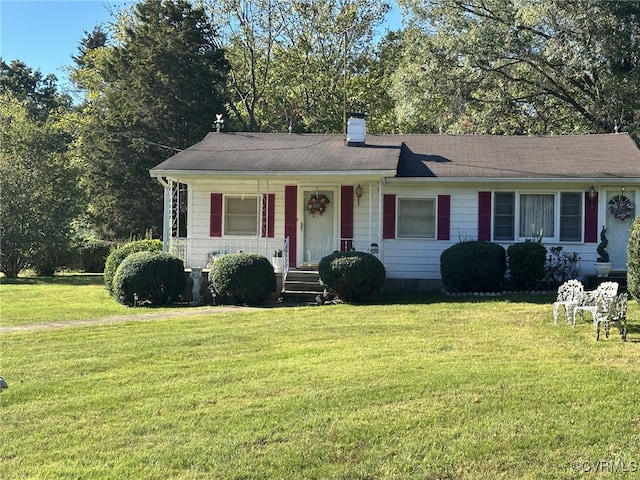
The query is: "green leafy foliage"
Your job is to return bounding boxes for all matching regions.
[395,0,640,140]
[440,241,506,292]
[77,239,113,273]
[318,251,386,303]
[543,246,580,289]
[113,251,185,306]
[103,239,163,295]
[627,217,640,301]
[71,0,229,240]
[209,253,276,305]
[0,89,82,278]
[507,241,548,290]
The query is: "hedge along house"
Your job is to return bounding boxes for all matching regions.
[150,117,640,291]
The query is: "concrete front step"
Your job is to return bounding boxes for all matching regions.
[282,268,325,303]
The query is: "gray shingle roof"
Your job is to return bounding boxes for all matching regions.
[151,132,400,174]
[151,131,640,179]
[392,133,640,179]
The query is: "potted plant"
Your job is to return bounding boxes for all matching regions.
[594,227,612,277]
[272,249,283,273]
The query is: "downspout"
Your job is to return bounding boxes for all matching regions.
[378,180,383,259]
[154,176,171,252]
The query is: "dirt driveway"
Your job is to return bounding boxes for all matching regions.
[0,306,260,333]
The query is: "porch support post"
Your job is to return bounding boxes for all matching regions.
[154,176,171,252]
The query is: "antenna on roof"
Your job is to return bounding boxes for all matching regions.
[214,114,224,133]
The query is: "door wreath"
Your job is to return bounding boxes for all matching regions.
[608,195,634,220]
[307,193,330,216]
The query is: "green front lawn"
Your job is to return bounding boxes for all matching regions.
[0,274,203,327]
[1,277,639,479]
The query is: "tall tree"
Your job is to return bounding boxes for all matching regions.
[210,0,390,133]
[0,59,71,121]
[207,0,285,131]
[395,0,640,139]
[273,0,391,133]
[0,92,82,277]
[72,0,230,240]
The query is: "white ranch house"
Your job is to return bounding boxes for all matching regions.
[150,118,640,291]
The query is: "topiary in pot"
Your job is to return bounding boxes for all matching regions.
[209,253,276,305]
[507,240,547,290]
[113,250,185,306]
[104,239,163,296]
[318,251,386,303]
[440,241,506,292]
[627,216,640,302]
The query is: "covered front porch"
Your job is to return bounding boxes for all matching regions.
[166,236,383,272]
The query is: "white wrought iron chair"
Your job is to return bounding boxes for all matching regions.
[572,281,619,324]
[553,280,584,326]
[594,292,628,341]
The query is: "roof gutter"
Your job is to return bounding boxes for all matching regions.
[151,169,397,178]
[382,176,640,184]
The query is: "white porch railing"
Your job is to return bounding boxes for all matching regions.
[168,237,289,270]
[168,237,382,269]
[332,238,382,257]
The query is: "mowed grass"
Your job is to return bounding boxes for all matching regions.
[0,274,198,327]
[1,277,640,479]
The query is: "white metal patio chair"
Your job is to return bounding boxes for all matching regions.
[552,279,584,326]
[572,281,619,324]
[594,292,628,341]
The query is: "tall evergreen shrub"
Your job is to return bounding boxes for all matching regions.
[507,240,547,290]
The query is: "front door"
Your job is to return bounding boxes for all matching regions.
[301,189,336,265]
[605,189,636,271]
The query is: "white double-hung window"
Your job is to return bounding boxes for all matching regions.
[397,198,436,238]
[493,191,582,242]
[224,196,258,235]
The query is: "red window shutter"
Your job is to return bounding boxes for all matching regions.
[261,193,275,238]
[382,194,396,239]
[284,186,297,267]
[437,195,451,240]
[478,191,492,241]
[584,191,598,243]
[209,193,222,237]
[341,186,354,251]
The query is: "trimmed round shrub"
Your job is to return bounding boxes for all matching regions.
[78,239,113,273]
[318,251,386,303]
[113,251,185,306]
[628,216,640,301]
[440,241,506,292]
[104,239,163,295]
[209,253,276,305]
[507,240,547,290]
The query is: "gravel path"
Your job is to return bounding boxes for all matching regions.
[0,305,260,333]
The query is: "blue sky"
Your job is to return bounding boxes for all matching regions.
[1,1,130,92]
[1,0,401,95]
